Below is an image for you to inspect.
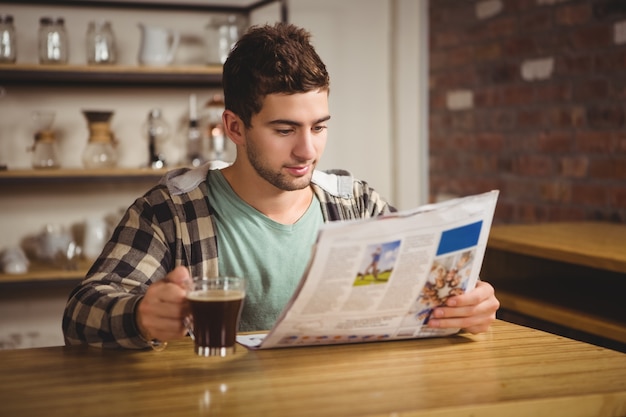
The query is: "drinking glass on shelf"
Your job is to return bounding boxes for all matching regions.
[0,14,17,63]
[86,20,117,65]
[38,17,68,64]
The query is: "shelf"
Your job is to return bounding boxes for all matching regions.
[0,64,223,86]
[0,260,90,284]
[0,167,171,184]
[8,0,284,14]
[496,287,626,345]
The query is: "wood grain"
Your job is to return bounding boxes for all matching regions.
[0,321,624,417]
[488,222,626,274]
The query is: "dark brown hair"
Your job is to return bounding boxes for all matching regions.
[222,22,330,127]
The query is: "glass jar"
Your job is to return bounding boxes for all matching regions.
[39,17,68,64]
[86,20,117,65]
[0,14,17,63]
[204,14,244,64]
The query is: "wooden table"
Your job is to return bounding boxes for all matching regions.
[482,222,626,349]
[0,321,625,417]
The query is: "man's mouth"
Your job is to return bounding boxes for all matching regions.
[285,164,312,176]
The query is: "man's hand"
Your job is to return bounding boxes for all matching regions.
[427,280,500,334]
[136,266,192,342]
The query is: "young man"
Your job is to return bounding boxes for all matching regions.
[62,23,499,349]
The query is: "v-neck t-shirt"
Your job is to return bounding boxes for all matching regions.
[207,170,323,331]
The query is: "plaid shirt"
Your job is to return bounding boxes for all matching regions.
[62,164,394,348]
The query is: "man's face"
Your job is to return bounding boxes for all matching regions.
[243,90,330,191]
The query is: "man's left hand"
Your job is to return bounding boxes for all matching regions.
[427,280,500,334]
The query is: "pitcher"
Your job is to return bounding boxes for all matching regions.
[138,23,179,66]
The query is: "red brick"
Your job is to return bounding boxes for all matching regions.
[470,16,517,43]
[473,43,503,62]
[517,109,545,129]
[501,36,538,58]
[586,104,625,129]
[547,106,586,129]
[520,8,554,33]
[575,131,617,153]
[429,90,447,111]
[476,133,505,151]
[518,203,551,223]
[619,134,626,152]
[506,133,539,152]
[588,158,626,180]
[431,30,464,49]
[474,109,515,131]
[557,55,594,77]
[535,82,572,103]
[610,186,626,209]
[501,177,538,198]
[538,131,573,152]
[594,50,626,74]
[471,155,499,173]
[568,24,613,49]
[474,87,499,107]
[451,133,476,150]
[546,205,587,221]
[513,154,555,177]
[499,85,535,106]
[429,154,465,173]
[571,184,609,205]
[539,180,572,202]
[556,3,592,26]
[560,156,589,178]
[573,79,610,101]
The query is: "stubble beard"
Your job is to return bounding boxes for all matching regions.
[246,140,315,192]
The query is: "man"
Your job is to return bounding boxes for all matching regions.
[63,23,499,349]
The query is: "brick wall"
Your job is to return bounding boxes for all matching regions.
[429,0,626,223]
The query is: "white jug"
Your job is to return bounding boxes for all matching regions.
[83,217,109,260]
[138,23,180,66]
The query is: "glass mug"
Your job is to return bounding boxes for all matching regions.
[185,276,245,357]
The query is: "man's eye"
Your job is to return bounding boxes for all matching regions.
[313,125,327,133]
[276,129,292,135]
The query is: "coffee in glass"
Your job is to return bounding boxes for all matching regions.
[186,276,245,357]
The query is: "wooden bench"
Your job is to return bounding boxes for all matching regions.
[481,222,626,350]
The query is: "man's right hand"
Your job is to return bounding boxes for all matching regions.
[136,266,192,342]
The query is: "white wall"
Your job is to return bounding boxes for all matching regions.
[287,0,393,201]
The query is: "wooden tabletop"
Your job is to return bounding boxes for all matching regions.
[488,222,626,274]
[0,320,625,417]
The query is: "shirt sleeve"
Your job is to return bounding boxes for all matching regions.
[62,186,177,349]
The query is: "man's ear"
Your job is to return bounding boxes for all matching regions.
[223,110,246,146]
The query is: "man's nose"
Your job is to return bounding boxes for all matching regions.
[292,130,317,160]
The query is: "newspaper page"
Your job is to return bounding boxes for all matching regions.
[237,190,499,349]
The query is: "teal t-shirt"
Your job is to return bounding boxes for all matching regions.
[207,170,323,331]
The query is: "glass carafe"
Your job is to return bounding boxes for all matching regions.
[82,110,118,168]
[31,111,60,169]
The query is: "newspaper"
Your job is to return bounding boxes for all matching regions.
[237,190,499,349]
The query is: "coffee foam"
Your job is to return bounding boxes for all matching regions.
[187,289,245,302]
